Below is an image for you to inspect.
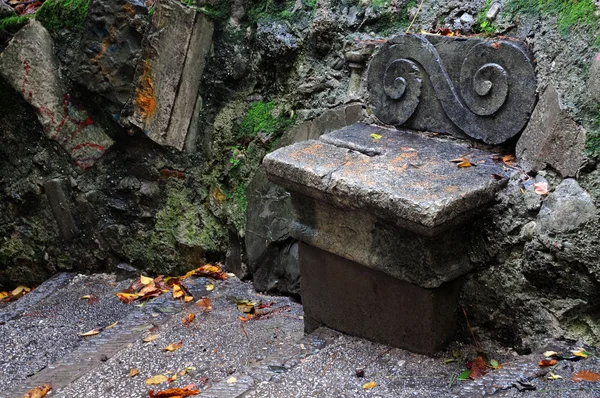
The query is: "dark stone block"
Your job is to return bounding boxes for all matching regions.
[43,178,78,242]
[299,243,461,356]
[367,34,536,144]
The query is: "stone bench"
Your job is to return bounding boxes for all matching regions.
[264,33,536,355]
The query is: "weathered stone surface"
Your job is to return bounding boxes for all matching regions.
[0,21,114,169]
[300,243,461,356]
[75,0,148,106]
[517,86,586,177]
[537,178,596,235]
[589,52,600,102]
[129,0,214,151]
[246,105,364,295]
[43,179,78,241]
[265,124,507,234]
[367,34,536,144]
[0,0,15,18]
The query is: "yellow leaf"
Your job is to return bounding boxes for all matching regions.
[236,299,257,313]
[183,295,194,303]
[548,372,562,380]
[543,351,558,357]
[21,384,52,398]
[362,381,377,390]
[146,374,168,385]
[206,284,214,291]
[0,291,9,301]
[11,285,31,296]
[140,274,154,285]
[227,376,237,384]
[116,292,139,304]
[143,334,160,343]
[457,160,472,168]
[129,368,139,377]
[370,133,382,140]
[79,328,101,337]
[172,284,184,299]
[105,321,118,329]
[168,374,177,383]
[163,341,183,352]
[572,350,589,358]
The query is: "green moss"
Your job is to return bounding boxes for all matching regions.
[474,0,496,35]
[196,0,231,21]
[0,15,34,33]
[246,0,295,23]
[585,106,600,158]
[506,0,599,37]
[237,101,295,141]
[0,234,36,264]
[36,0,89,34]
[369,0,415,36]
[304,0,317,9]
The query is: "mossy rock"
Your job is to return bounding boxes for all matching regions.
[36,0,89,34]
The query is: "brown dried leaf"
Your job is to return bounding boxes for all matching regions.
[572,370,600,382]
[538,359,557,367]
[185,264,229,280]
[183,295,194,303]
[129,368,139,377]
[182,313,195,327]
[147,388,200,397]
[21,384,51,398]
[196,298,212,312]
[469,356,487,380]
[79,328,102,337]
[163,341,183,352]
[116,292,139,304]
[172,285,184,299]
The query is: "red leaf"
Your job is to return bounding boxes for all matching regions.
[468,356,487,380]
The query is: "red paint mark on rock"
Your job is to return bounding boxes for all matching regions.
[159,168,186,180]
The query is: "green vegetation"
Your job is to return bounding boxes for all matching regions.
[36,0,89,34]
[368,0,415,36]
[237,101,295,141]
[196,0,231,21]
[474,0,496,35]
[304,0,317,9]
[0,15,33,33]
[506,0,598,36]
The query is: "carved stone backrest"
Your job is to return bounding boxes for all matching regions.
[367,34,537,145]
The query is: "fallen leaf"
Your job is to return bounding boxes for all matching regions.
[79,328,102,337]
[572,370,600,382]
[450,157,472,168]
[572,350,590,359]
[80,293,99,304]
[196,298,212,311]
[105,321,118,329]
[179,366,195,376]
[116,292,140,304]
[548,372,562,380]
[457,369,471,380]
[236,299,257,313]
[140,274,154,285]
[502,154,515,163]
[206,284,214,291]
[226,376,237,384]
[543,351,558,358]
[370,133,382,140]
[143,334,160,343]
[489,359,502,369]
[183,295,194,303]
[12,285,31,297]
[469,356,487,380]
[21,384,51,398]
[184,264,229,280]
[146,374,169,385]
[534,182,549,195]
[538,359,557,367]
[129,368,139,377]
[491,173,504,180]
[168,374,177,383]
[163,341,183,352]
[147,388,200,397]
[172,284,184,299]
[362,381,377,390]
[182,313,195,327]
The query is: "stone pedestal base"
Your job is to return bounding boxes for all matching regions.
[299,243,461,356]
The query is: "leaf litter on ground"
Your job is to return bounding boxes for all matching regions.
[20,384,51,398]
[1,285,32,303]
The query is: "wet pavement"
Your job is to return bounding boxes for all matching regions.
[1,273,599,397]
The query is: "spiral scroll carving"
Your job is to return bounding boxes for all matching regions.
[367,35,537,144]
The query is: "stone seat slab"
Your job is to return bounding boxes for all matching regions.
[264,123,507,237]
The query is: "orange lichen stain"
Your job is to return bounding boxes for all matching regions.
[390,152,418,164]
[123,3,136,15]
[211,185,226,204]
[445,186,459,193]
[135,60,157,120]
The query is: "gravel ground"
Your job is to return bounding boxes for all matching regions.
[2,273,600,398]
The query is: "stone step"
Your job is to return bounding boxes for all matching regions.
[3,274,600,398]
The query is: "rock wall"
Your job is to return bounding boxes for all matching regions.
[0,0,599,352]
